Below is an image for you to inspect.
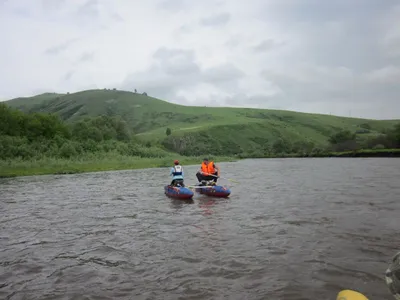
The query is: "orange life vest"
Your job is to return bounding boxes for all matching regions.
[201,161,215,174]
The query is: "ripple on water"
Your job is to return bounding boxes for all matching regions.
[0,158,399,300]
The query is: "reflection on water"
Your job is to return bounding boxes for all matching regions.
[169,198,195,210]
[0,158,399,300]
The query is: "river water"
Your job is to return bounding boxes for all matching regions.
[1,158,399,300]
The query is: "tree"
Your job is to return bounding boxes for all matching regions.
[272,138,292,154]
[134,89,137,93]
[328,130,358,151]
[166,128,172,136]
[359,123,371,130]
[328,130,355,145]
[388,122,400,148]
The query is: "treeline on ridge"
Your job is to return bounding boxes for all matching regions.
[0,104,169,160]
[1,103,400,161]
[162,122,400,157]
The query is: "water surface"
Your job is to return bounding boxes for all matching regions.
[1,158,399,300]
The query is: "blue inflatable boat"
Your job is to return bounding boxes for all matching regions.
[164,185,194,200]
[194,185,231,198]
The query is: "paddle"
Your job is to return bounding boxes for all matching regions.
[336,290,369,300]
[336,250,400,300]
[202,172,239,184]
[186,185,216,189]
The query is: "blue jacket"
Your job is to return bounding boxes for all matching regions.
[170,165,184,180]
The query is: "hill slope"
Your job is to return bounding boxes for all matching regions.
[7,92,66,110]
[5,89,399,156]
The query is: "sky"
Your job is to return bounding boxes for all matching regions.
[1,0,400,119]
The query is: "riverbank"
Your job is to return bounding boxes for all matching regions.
[319,148,400,158]
[279,148,400,158]
[0,154,237,178]
[237,148,400,159]
[329,149,400,157]
[278,148,400,158]
[1,149,398,178]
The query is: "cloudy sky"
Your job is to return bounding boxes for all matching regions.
[1,0,399,119]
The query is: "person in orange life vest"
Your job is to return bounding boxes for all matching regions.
[170,160,185,187]
[196,158,220,186]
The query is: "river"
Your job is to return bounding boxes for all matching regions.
[1,158,399,300]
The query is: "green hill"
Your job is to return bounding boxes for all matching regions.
[7,92,66,110]
[5,89,399,157]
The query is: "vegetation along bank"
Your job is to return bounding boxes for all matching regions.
[1,89,399,177]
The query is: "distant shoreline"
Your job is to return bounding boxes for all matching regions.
[316,148,400,158]
[0,149,398,178]
[0,155,237,179]
[237,148,400,159]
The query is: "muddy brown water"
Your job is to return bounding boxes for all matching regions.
[1,158,399,300]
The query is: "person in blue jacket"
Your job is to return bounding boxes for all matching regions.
[170,160,185,187]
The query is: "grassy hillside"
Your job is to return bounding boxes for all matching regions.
[0,101,236,177]
[5,89,399,157]
[6,89,217,134]
[7,92,66,110]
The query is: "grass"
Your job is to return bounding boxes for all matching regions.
[6,92,66,111]
[1,148,398,178]
[278,148,400,158]
[326,148,400,157]
[0,153,237,178]
[3,89,398,178]
[5,89,399,148]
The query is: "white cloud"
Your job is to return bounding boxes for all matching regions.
[0,0,399,119]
